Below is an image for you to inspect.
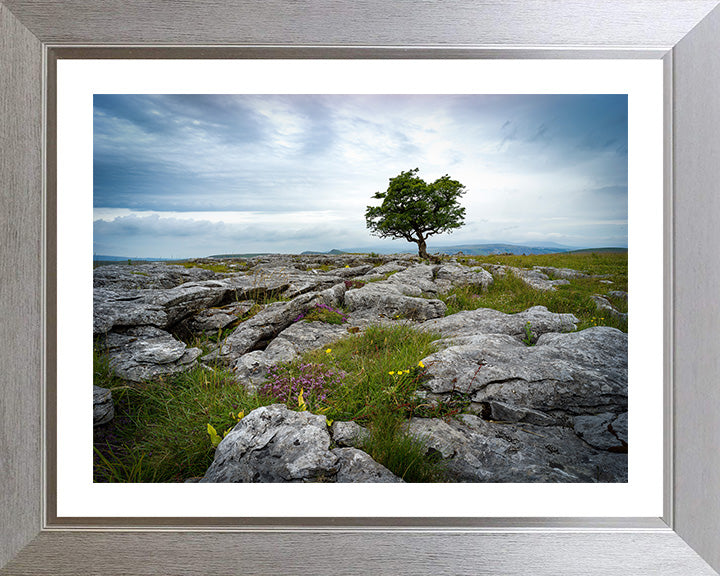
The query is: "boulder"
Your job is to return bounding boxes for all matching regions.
[212,292,321,363]
[332,448,404,483]
[231,321,349,386]
[433,264,493,293]
[533,266,589,280]
[386,264,438,295]
[607,290,628,301]
[419,327,627,422]
[200,404,398,483]
[345,282,446,321]
[325,264,375,278]
[482,264,570,291]
[93,262,223,290]
[93,385,114,426]
[405,414,627,482]
[93,288,167,335]
[610,411,628,445]
[184,300,255,334]
[104,326,202,382]
[201,404,339,482]
[591,295,628,321]
[574,412,628,452]
[331,420,368,447]
[247,265,344,299]
[420,305,577,342]
[93,270,303,335]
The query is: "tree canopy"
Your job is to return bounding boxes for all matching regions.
[365,168,466,259]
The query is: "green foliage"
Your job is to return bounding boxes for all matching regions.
[207,411,245,448]
[296,303,349,324]
[259,324,447,481]
[169,261,233,273]
[522,322,536,346]
[437,252,628,333]
[365,168,466,259]
[359,412,447,482]
[93,357,271,482]
[94,445,158,483]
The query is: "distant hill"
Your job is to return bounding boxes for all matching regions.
[301,249,347,255]
[97,243,626,262]
[565,247,628,254]
[93,254,176,262]
[338,242,578,256]
[430,243,574,256]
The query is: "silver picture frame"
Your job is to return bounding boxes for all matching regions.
[2,1,720,574]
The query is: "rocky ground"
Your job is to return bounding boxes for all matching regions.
[93,253,628,483]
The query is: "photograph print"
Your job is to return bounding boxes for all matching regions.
[92,93,628,484]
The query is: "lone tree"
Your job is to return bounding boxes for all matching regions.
[365,168,466,259]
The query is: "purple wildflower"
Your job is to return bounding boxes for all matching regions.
[259,362,346,409]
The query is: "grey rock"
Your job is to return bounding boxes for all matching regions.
[93,262,223,290]
[248,265,344,299]
[574,412,627,451]
[201,404,339,483]
[482,265,570,291]
[232,321,349,386]
[185,300,255,334]
[200,405,402,483]
[534,266,589,280]
[372,261,411,275]
[325,264,375,278]
[345,282,446,321]
[93,281,233,335]
[105,326,202,382]
[433,264,493,293]
[405,415,627,482]
[420,305,577,342]
[332,448,404,483]
[316,282,347,308]
[93,269,309,335]
[607,290,628,301]
[486,400,557,427]
[420,327,627,421]
[214,292,321,362]
[331,420,368,447]
[591,294,628,321]
[93,385,114,426]
[386,264,438,295]
[610,412,628,445]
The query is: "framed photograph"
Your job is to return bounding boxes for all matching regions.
[2,1,720,574]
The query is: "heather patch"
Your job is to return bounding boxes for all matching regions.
[258,362,347,411]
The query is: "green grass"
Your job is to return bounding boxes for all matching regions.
[462,251,627,278]
[94,352,272,482]
[168,261,234,273]
[264,324,457,481]
[441,253,627,332]
[94,324,454,482]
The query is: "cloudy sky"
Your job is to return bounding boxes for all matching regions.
[93,94,627,258]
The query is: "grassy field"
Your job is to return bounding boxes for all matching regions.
[443,252,627,332]
[94,251,627,483]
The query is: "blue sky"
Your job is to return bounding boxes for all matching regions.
[93,94,628,258]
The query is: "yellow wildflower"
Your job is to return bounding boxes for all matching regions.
[325,348,332,354]
[418,361,425,368]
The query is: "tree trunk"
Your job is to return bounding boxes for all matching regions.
[416,238,429,260]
